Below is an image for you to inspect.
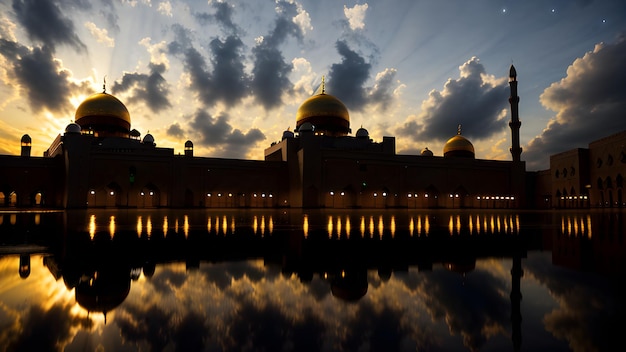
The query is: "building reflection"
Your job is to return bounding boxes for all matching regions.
[2,209,625,351]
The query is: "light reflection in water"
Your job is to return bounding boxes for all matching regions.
[268,216,274,234]
[560,214,593,238]
[147,216,152,238]
[253,216,258,234]
[222,215,227,235]
[260,215,265,236]
[335,217,341,238]
[360,216,365,238]
[163,216,168,235]
[174,218,179,234]
[137,216,142,236]
[109,215,115,237]
[89,214,96,239]
[184,215,189,238]
[377,215,383,239]
[369,216,374,238]
[345,216,351,239]
[34,213,40,225]
[327,216,333,238]
[303,214,309,238]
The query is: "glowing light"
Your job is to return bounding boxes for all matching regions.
[390,215,396,238]
[253,215,258,234]
[163,216,168,235]
[369,216,375,238]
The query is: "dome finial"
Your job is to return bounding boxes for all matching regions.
[102,75,107,93]
[457,124,462,135]
[321,75,325,94]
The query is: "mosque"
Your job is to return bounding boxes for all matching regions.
[0,66,622,209]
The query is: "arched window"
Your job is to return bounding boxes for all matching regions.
[606,177,613,189]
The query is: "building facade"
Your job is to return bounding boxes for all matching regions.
[1,67,533,209]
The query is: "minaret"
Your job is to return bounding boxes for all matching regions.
[508,65,522,163]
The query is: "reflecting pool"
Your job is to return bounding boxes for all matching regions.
[0,209,624,351]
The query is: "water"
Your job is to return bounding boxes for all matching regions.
[0,208,624,351]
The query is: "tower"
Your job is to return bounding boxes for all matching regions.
[508,65,522,163]
[20,134,31,157]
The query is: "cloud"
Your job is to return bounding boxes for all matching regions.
[250,1,305,110]
[194,1,241,35]
[4,303,91,351]
[111,63,171,113]
[327,40,371,110]
[189,110,265,158]
[157,1,173,17]
[344,3,369,31]
[11,0,86,52]
[397,57,509,142]
[368,68,401,111]
[0,40,89,115]
[524,37,626,170]
[166,122,185,138]
[84,21,114,47]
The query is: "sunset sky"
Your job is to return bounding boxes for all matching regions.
[0,0,625,170]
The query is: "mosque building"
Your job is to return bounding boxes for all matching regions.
[0,66,622,209]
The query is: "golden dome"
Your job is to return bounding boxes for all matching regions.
[296,93,350,136]
[443,127,475,158]
[75,92,131,136]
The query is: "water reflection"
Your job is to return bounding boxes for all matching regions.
[0,209,624,351]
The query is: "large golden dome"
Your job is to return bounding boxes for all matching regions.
[75,92,131,136]
[443,128,475,158]
[296,92,350,136]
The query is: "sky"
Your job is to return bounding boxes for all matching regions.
[0,0,625,170]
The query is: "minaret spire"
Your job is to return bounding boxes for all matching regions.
[321,75,325,94]
[102,75,107,94]
[508,65,522,163]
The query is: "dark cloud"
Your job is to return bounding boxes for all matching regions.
[111,63,171,113]
[167,122,185,138]
[12,0,86,52]
[397,57,509,142]
[250,1,304,110]
[0,40,89,115]
[4,303,91,351]
[194,1,241,35]
[116,304,173,351]
[524,37,626,170]
[327,40,371,111]
[190,110,265,158]
[174,36,248,108]
[418,267,510,351]
[207,36,249,106]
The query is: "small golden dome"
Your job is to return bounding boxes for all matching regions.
[443,127,474,158]
[75,92,131,135]
[296,93,350,136]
